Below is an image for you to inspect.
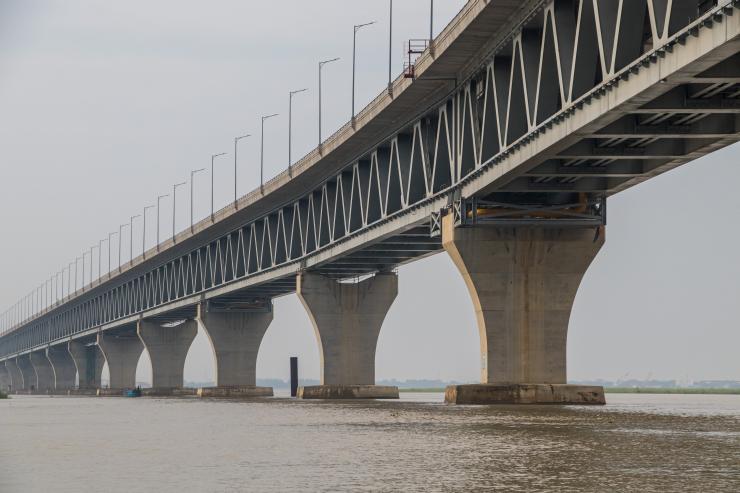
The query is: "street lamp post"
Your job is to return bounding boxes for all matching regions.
[352,22,376,121]
[288,89,307,176]
[318,57,340,148]
[107,232,117,278]
[234,134,250,208]
[142,205,154,258]
[81,253,86,291]
[388,0,393,90]
[211,153,227,221]
[130,214,140,265]
[260,114,278,193]
[75,257,81,291]
[68,262,73,297]
[172,181,186,242]
[430,0,434,44]
[55,271,61,303]
[190,169,205,233]
[98,238,106,284]
[119,224,127,272]
[89,245,96,286]
[156,194,169,250]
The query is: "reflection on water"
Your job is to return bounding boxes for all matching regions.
[1,393,738,492]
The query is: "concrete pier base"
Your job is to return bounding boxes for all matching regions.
[68,341,105,389]
[5,359,23,391]
[0,364,11,392]
[44,389,74,396]
[141,387,198,397]
[296,272,397,399]
[97,388,125,397]
[196,386,273,398]
[442,215,604,404]
[29,351,55,393]
[16,355,37,391]
[46,345,77,390]
[197,303,273,388]
[137,319,197,389]
[298,385,399,400]
[67,388,98,396]
[444,384,605,405]
[97,332,143,390]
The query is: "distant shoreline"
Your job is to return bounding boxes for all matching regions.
[398,387,740,395]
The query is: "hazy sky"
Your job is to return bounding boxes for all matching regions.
[1,0,738,385]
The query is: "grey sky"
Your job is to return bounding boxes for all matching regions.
[0,0,738,384]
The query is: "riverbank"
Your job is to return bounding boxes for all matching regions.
[398,387,740,395]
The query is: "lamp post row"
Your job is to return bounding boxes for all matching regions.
[5,1,437,329]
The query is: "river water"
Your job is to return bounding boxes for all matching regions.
[1,392,738,492]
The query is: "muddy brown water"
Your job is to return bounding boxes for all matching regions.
[1,393,738,492]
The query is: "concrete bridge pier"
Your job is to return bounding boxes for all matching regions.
[97,333,143,394]
[15,354,37,392]
[442,214,605,405]
[68,341,105,392]
[196,303,274,397]
[29,351,55,393]
[46,345,78,391]
[296,272,399,399]
[4,359,24,392]
[0,363,11,392]
[137,319,197,395]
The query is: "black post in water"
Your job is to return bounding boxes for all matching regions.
[290,357,298,397]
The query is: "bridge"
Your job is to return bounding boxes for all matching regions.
[1,0,738,404]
